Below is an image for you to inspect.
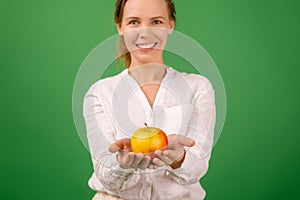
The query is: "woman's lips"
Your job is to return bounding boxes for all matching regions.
[135,42,157,52]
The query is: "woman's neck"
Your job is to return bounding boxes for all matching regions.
[128,63,167,85]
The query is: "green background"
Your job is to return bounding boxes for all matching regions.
[1,0,299,199]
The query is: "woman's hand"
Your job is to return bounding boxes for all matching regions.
[109,138,151,170]
[151,134,195,169]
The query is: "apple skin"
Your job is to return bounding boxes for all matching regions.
[131,126,168,157]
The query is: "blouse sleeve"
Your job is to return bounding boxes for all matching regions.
[83,83,141,192]
[166,76,216,184]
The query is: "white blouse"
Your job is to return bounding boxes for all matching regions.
[83,66,216,200]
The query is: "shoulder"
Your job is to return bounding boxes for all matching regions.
[169,67,214,91]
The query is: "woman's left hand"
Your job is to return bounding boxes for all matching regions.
[150,134,195,169]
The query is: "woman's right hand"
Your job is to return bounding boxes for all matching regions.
[109,138,151,170]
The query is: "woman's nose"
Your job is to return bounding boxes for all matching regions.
[137,22,157,38]
[138,26,152,38]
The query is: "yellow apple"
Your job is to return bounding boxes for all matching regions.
[131,124,168,157]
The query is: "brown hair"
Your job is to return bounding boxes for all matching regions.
[114,0,176,68]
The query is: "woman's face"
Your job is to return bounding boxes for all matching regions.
[117,0,174,68]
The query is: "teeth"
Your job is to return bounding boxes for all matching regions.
[136,43,156,49]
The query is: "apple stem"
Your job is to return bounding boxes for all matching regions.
[144,123,148,128]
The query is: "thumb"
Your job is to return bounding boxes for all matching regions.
[109,138,131,153]
[178,136,195,147]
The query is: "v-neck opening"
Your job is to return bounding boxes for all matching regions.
[123,66,172,111]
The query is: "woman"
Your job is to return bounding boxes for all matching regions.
[83,0,216,199]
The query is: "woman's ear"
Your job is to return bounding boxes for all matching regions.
[116,24,123,36]
[168,20,175,34]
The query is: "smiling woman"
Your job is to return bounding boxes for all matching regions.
[83,0,216,199]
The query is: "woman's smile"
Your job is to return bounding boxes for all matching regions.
[136,42,157,49]
[135,42,158,52]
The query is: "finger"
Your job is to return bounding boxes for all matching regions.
[120,152,135,168]
[177,135,195,147]
[130,153,144,168]
[138,155,151,170]
[155,150,174,165]
[169,135,195,148]
[163,149,184,161]
[109,138,131,153]
[148,162,160,169]
[154,150,163,156]
[116,150,127,163]
[148,164,154,169]
[160,155,174,165]
[116,153,120,163]
[152,157,166,167]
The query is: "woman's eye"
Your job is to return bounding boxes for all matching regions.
[129,20,138,25]
[153,20,162,24]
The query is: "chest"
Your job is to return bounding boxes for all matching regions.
[140,83,160,108]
